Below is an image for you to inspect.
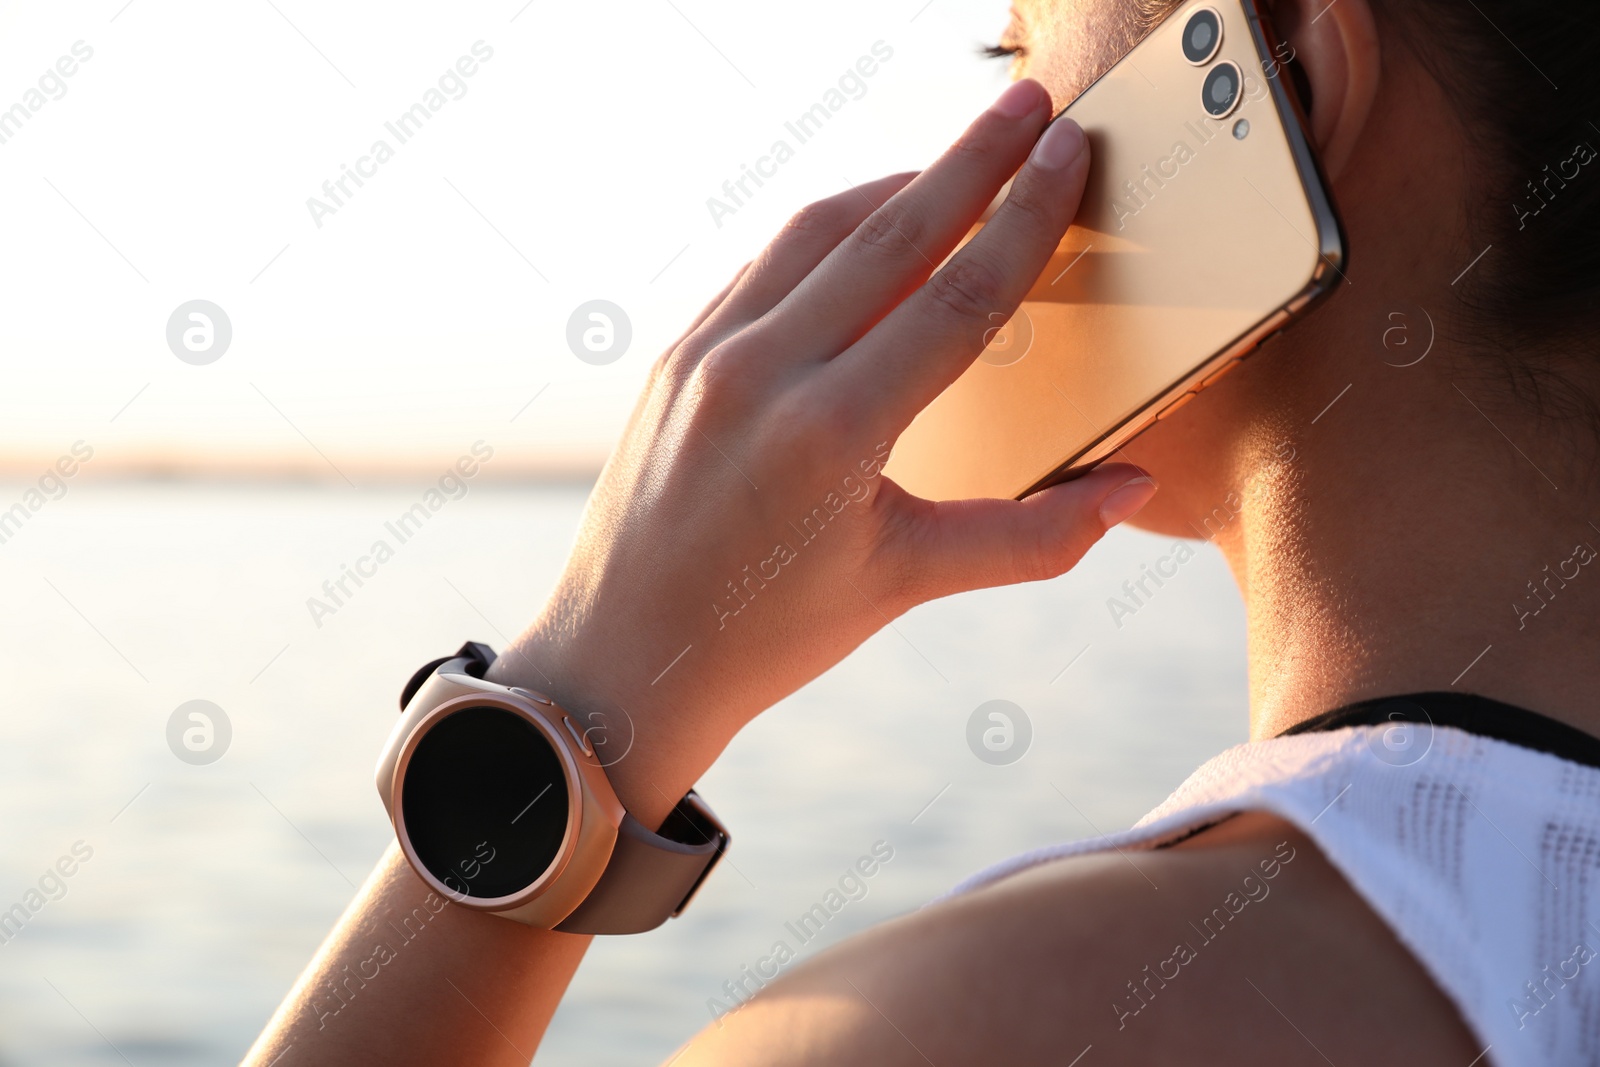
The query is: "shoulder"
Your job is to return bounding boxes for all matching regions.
[673,813,1481,1066]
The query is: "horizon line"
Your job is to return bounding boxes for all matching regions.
[0,454,607,487]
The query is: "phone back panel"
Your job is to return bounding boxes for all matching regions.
[885,0,1341,500]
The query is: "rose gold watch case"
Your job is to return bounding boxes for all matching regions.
[884,0,1344,501]
[376,670,625,928]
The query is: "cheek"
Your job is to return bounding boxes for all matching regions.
[1114,381,1244,538]
[1022,1,1138,110]
[1117,422,1211,536]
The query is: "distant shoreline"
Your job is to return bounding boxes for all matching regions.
[0,454,604,487]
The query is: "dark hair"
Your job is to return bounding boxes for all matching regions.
[1380,2,1600,356]
[1132,0,1600,359]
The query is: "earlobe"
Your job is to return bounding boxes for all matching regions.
[1271,0,1381,179]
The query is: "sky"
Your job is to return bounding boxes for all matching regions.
[0,0,1016,479]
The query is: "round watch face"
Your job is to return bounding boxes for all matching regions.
[400,705,570,900]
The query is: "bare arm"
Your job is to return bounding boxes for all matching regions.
[241,623,725,1066]
[244,77,1147,1066]
[241,843,583,1067]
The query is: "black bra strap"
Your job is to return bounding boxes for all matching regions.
[1279,691,1600,771]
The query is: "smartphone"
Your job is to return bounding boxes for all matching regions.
[884,0,1343,501]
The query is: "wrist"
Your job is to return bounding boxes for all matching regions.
[482,627,730,831]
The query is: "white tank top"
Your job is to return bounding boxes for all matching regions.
[947,720,1600,1067]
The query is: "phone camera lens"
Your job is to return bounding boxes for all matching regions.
[1182,8,1223,65]
[1201,61,1243,118]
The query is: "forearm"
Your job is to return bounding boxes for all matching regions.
[242,841,590,1066]
[244,83,1120,1064]
[243,633,729,1067]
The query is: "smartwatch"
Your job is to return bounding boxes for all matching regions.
[375,642,728,934]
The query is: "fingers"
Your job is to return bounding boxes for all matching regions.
[833,113,1091,431]
[874,464,1157,603]
[748,79,1056,362]
[684,261,752,339]
[647,260,751,390]
[687,172,920,349]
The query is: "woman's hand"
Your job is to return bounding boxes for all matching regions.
[488,79,1156,822]
[245,78,1158,1067]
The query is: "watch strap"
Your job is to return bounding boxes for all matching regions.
[400,640,496,711]
[555,790,728,934]
[400,642,728,934]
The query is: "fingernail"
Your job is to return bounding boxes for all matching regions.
[1098,476,1157,529]
[1031,118,1086,170]
[992,79,1042,119]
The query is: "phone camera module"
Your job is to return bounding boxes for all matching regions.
[1202,60,1243,118]
[1181,8,1223,65]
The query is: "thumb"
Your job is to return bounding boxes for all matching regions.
[878,464,1158,601]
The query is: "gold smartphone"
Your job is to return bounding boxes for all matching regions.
[885,0,1343,501]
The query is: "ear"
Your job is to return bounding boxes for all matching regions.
[1268,0,1381,179]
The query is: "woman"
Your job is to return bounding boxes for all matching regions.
[245,0,1600,1062]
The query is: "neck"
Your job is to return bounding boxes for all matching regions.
[1211,340,1600,742]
